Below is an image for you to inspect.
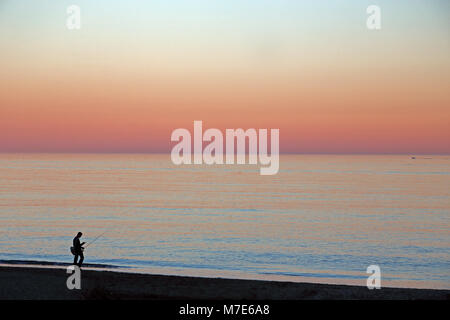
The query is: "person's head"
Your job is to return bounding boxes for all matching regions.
[77,232,82,238]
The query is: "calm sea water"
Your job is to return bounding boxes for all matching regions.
[0,154,449,289]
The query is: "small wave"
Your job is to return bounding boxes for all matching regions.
[0,259,122,269]
[260,271,367,280]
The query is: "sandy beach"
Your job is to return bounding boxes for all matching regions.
[0,266,448,300]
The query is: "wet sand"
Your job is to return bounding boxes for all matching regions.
[0,266,448,300]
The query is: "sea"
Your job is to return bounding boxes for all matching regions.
[0,154,448,289]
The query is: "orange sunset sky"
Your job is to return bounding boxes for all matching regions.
[0,1,449,154]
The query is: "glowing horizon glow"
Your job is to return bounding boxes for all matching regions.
[0,0,449,154]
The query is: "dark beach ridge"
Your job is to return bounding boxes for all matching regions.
[0,265,448,300]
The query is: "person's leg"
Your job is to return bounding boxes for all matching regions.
[74,253,78,265]
[78,252,84,266]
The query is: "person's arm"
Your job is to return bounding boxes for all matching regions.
[74,238,81,250]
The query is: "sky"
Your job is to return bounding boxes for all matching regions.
[0,0,449,153]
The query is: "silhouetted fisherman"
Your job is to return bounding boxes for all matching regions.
[72,232,85,267]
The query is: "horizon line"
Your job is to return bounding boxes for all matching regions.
[0,151,449,156]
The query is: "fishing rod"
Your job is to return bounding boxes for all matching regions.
[84,229,109,249]
[79,209,132,251]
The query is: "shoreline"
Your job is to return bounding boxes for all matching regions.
[0,265,448,300]
[1,259,447,291]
